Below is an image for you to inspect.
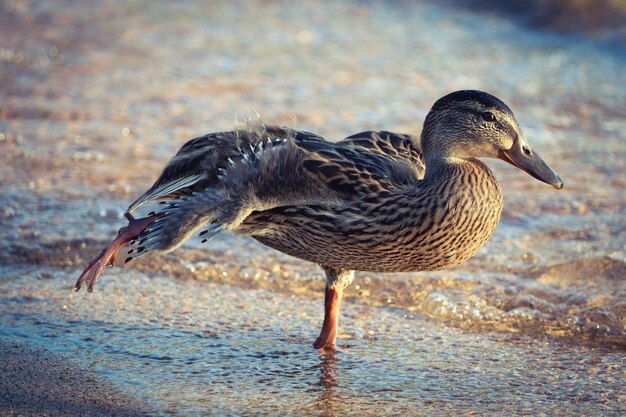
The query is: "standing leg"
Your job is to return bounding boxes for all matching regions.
[313,267,354,350]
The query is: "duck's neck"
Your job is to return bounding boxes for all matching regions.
[421,155,498,190]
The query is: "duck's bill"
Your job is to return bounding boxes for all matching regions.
[499,138,563,189]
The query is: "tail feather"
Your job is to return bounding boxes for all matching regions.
[128,187,240,260]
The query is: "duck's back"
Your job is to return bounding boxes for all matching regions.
[327,130,424,184]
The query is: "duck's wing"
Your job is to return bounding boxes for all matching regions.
[128,127,423,213]
[127,126,326,212]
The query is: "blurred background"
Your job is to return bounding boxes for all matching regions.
[1,0,625,415]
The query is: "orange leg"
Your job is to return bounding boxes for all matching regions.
[313,286,344,350]
[75,212,158,292]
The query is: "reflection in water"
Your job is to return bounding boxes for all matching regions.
[315,351,341,415]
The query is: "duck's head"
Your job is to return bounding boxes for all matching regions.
[421,90,563,189]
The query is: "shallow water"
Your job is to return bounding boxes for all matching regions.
[1,0,625,415]
[2,266,625,415]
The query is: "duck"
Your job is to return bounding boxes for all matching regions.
[75,90,563,350]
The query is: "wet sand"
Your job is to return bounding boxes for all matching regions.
[1,0,625,415]
[0,339,148,416]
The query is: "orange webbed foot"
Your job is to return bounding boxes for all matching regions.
[74,212,159,292]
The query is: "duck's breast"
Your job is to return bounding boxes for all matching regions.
[247,159,503,273]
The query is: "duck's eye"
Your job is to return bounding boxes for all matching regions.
[481,112,496,122]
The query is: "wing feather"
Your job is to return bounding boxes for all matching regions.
[126,126,329,212]
[128,172,208,213]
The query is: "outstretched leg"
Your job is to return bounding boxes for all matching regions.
[75,212,159,292]
[313,267,355,350]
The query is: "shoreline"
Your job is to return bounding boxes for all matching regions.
[0,338,150,417]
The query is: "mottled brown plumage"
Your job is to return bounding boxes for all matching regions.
[75,90,563,350]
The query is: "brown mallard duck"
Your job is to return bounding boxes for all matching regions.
[75,90,563,350]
